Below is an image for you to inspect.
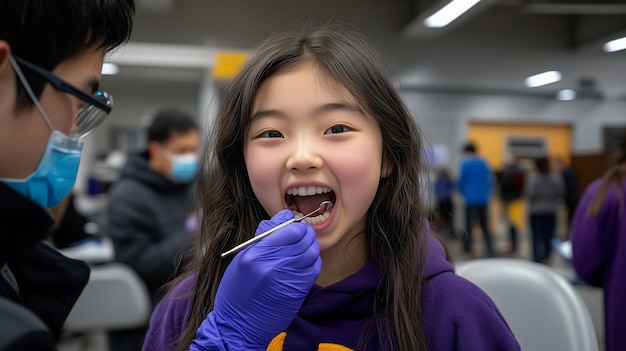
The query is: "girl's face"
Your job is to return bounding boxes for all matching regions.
[245,62,387,252]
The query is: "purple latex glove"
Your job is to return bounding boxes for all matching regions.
[190,210,321,351]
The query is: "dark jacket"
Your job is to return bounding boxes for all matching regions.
[0,183,90,350]
[107,151,195,304]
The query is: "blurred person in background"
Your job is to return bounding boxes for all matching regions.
[432,166,455,238]
[571,130,626,351]
[554,156,578,233]
[525,156,564,264]
[457,142,495,258]
[107,108,200,350]
[498,152,525,254]
[0,0,134,349]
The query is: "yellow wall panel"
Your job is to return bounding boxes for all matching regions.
[467,121,572,171]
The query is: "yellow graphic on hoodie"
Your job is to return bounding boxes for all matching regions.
[267,332,354,351]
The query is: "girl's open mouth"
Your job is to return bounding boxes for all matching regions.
[285,186,336,225]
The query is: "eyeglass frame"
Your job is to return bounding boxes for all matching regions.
[12,56,112,114]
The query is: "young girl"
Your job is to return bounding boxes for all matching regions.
[142,23,519,351]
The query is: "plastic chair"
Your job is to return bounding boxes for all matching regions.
[455,258,598,351]
[63,263,151,332]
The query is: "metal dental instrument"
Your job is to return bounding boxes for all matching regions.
[220,200,334,258]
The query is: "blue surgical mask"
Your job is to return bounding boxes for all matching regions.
[0,56,85,208]
[1,131,83,208]
[170,154,199,183]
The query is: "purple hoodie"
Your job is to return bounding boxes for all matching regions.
[142,235,519,350]
[571,179,626,351]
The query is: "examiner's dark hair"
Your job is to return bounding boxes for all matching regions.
[147,109,198,143]
[173,22,433,351]
[0,0,135,110]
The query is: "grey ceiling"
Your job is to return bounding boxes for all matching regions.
[111,0,626,100]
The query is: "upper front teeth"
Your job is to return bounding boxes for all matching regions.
[287,186,332,196]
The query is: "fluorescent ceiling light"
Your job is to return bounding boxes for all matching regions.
[524,70,562,88]
[557,89,576,101]
[604,37,626,53]
[101,62,119,75]
[424,0,481,28]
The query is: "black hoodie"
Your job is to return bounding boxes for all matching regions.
[0,183,89,350]
[107,151,195,304]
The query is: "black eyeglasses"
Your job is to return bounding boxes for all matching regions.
[13,56,113,140]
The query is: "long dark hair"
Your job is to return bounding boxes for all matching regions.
[588,130,626,216]
[174,22,431,351]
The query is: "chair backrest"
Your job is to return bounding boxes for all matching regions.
[63,263,151,332]
[456,258,598,351]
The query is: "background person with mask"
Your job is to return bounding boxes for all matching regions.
[0,0,134,349]
[107,108,200,351]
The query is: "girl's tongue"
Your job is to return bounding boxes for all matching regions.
[293,193,334,214]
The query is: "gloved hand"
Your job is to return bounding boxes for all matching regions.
[190,210,322,351]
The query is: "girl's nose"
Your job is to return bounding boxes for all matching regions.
[285,140,323,173]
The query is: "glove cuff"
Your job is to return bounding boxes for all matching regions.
[191,311,268,351]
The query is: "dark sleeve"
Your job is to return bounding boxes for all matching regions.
[9,243,90,341]
[108,182,191,287]
[0,297,56,351]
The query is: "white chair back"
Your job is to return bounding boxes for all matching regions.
[456,258,598,351]
[63,263,151,332]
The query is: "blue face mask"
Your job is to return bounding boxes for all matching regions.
[1,131,84,208]
[170,154,199,183]
[1,56,86,209]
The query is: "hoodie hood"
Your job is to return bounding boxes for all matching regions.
[278,232,455,349]
[424,231,455,279]
[120,151,182,193]
[299,232,453,318]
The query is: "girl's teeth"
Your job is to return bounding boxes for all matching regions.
[290,209,330,225]
[287,186,332,196]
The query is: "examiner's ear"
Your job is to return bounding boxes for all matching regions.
[0,41,12,80]
[147,141,162,159]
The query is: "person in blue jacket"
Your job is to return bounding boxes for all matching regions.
[142,23,520,351]
[457,141,495,257]
[0,1,134,349]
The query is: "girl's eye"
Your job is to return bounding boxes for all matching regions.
[260,130,283,138]
[324,125,350,134]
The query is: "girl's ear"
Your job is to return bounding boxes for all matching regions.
[381,156,393,178]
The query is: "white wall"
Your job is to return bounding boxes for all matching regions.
[401,89,626,172]
[93,78,201,154]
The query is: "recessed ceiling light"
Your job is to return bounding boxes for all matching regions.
[424,0,482,28]
[524,70,562,88]
[603,37,626,53]
[101,62,119,75]
[557,89,576,101]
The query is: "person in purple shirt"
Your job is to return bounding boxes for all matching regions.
[571,132,626,351]
[142,23,519,351]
